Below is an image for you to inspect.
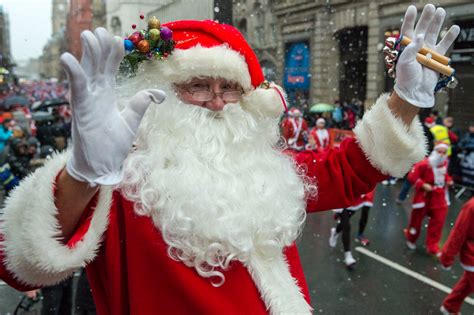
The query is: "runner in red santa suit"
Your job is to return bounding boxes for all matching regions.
[439,197,474,315]
[0,5,460,314]
[307,118,330,152]
[281,108,308,151]
[404,142,453,256]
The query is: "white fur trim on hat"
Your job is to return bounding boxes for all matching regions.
[241,84,286,119]
[247,251,312,315]
[316,118,326,125]
[434,142,449,150]
[0,151,112,287]
[353,93,426,178]
[151,44,252,90]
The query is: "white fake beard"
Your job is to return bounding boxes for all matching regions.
[429,151,447,167]
[119,90,313,285]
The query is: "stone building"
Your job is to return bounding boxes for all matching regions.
[66,0,106,61]
[40,0,69,79]
[0,5,12,89]
[234,0,474,128]
[106,0,231,39]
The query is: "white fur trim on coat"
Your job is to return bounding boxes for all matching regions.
[0,151,112,287]
[154,44,252,90]
[247,251,312,315]
[353,93,426,178]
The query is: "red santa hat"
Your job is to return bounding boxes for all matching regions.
[155,20,287,117]
[424,117,435,128]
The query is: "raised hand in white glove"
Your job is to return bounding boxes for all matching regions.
[60,28,166,186]
[394,4,460,108]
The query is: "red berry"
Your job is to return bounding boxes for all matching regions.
[132,24,137,29]
[140,15,144,19]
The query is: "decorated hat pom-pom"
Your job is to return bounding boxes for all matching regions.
[120,15,175,74]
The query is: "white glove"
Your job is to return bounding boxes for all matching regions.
[60,28,166,186]
[394,4,460,108]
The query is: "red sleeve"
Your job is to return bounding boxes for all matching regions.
[408,161,425,189]
[440,198,474,267]
[449,130,458,144]
[293,137,387,213]
[281,119,291,140]
[0,178,99,292]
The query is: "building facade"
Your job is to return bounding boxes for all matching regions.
[66,0,106,61]
[234,0,474,128]
[0,5,12,90]
[40,0,69,80]
[106,0,231,39]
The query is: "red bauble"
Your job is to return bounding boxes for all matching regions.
[132,24,137,29]
[128,31,143,45]
[140,15,144,20]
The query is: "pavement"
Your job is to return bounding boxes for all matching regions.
[0,182,473,314]
[299,182,474,314]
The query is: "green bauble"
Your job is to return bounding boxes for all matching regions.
[149,28,161,41]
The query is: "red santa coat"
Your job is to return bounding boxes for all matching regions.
[440,198,474,270]
[0,138,386,315]
[309,128,330,153]
[407,159,451,210]
[281,117,308,150]
[0,94,428,314]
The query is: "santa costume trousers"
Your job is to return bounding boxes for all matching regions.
[442,271,474,313]
[406,206,448,252]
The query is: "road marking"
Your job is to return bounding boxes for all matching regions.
[355,246,474,306]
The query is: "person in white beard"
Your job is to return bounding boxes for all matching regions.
[307,118,330,153]
[0,5,460,314]
[404,142,454,256]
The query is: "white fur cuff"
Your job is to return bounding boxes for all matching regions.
[247,252,312,315]
[353,93,426,178]
[0,151,112,287]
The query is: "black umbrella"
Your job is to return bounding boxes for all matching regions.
[4,95,29,108]
[31,98,69,111]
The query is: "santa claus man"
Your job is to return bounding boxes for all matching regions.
[0,4,460,314]
[307,118,330,152]
[404,142,453,256]
[281,108,308,151]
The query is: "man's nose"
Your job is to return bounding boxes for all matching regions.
[206,94,226,111]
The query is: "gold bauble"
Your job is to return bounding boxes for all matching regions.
[148,17,161,30]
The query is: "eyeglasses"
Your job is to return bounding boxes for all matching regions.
[188,90,243,103]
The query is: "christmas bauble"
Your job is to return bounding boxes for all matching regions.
[149,28,161,41]
[128,31,143,45]
[124,39,134,51]
[137,40,150,53]
[160,27,173,41]
[148,17,161,30]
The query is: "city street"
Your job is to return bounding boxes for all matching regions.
[300,183,474,314]
[1,183,473,314]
